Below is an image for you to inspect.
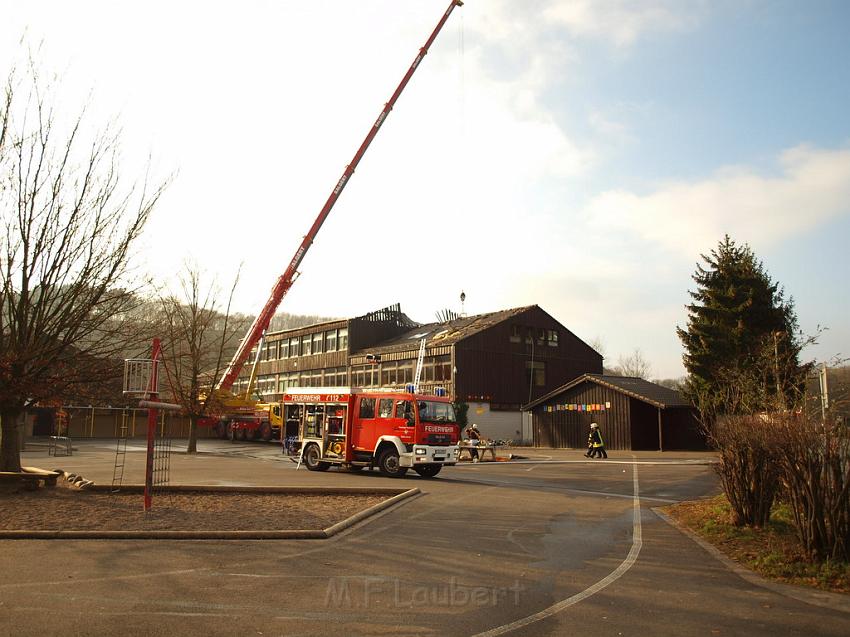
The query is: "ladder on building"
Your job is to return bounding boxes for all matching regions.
[413,338,427,393]
[111,410,131,492]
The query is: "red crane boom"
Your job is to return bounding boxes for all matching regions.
[219,0,464,392]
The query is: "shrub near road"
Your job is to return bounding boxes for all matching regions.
[666,494,850,594]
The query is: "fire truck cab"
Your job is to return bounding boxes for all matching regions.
[284,387,459,478]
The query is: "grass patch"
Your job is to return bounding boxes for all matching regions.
[664,495,850,594]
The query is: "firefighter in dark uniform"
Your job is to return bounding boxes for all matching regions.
[588,422,607,459]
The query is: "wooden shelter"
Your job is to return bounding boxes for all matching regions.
[523,374,705,451]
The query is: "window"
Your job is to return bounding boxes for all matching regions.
[547,330,559,347]
[395,400,414,426]
[418,400,456,422]
[378,398,394,418]
[381,362,397,386]
[301,336,312,356]
[312,332,323,354]
[351,365,376,387]
[359,397,376,419]
[510,324,522,343]
[398,361,414,384]
[338,327,348,351]
[257,375,275,396]
[422,360,434,382]
[290,337,300,358]
[282,372,299,389]
[301,370,321,387]
[525,361,546,387]
[434,355,451,382]
[327,367,347,386]
[537,328,546,345]
[280,340,290,359]
[325,329,337,352]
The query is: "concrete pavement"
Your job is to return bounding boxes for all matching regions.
[1,440,847,636]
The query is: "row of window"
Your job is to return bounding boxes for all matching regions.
[232,367,348,397]
[359,397,414,422]
[240,356,536,397]
[510,325,559,347]
[277,367,348,391]
[252,327,350,362]
[350,356,452,388]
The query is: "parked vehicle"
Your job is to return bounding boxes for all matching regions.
[285,387,459,478]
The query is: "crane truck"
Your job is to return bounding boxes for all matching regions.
[205,1,465,449]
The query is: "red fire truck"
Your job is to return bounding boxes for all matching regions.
[284,387,459,478]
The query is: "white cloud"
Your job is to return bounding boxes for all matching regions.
[544,0,706,48]
[584,144,850,257]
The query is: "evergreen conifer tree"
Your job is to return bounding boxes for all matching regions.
[677,236,805,417]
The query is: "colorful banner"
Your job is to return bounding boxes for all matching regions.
[544,403,608,413]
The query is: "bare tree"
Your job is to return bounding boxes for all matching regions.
[159,266,247,453]
[0,62,169,471]
[654,376,687,392]
[590,336,620,375]
[613,348,653,379]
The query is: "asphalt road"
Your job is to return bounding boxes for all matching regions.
[2,440,848,636]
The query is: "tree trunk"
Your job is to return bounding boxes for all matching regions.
[0,406,23,472]
[187,414,197,454]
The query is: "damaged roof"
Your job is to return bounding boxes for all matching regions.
[352,305,537,355]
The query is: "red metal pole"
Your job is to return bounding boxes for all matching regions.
[143,338,161,512]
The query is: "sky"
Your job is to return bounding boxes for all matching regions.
[2,0,848,379]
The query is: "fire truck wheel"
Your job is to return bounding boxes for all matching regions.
[413,464,442,478]
[259,422,273,441]
[244,427,256,441]
[236,427,247,441]
[303,444,330,472]
[215,421,228,439]
[377,448,408,478]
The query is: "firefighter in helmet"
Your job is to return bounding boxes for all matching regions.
[587,422,607,459]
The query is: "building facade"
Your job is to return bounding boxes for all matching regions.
[236,304,603,442]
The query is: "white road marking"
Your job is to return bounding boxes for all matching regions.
[456,458,713,466]
[471,459,643,637]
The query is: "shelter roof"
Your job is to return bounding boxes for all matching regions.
[523,373,692,410]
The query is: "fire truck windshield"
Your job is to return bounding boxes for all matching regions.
[417,401,456,423]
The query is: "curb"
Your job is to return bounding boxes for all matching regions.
[653,507,850,614]
[0,478,420,540]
